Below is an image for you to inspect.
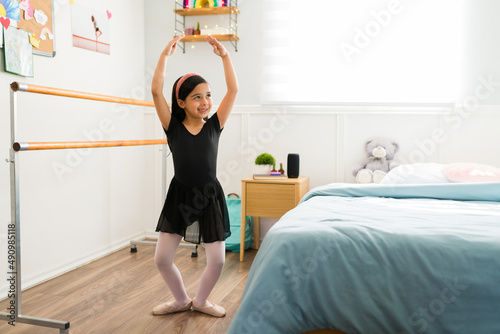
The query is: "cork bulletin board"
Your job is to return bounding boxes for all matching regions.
[17,0,55,57]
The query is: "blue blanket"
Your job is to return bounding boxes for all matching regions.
[228,183,500,334]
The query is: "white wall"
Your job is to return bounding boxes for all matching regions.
[144,0,500,242]
[0,0,156,296]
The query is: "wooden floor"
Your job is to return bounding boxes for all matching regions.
[0,243,257,334]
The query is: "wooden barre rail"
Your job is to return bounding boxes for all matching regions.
[11,82,155,107]
[13,139,168,151]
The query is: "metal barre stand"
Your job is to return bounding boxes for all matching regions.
[130,239,198,257]
[1,82,196,333]
[129,118,198,257]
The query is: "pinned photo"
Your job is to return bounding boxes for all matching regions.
[71,3,110,54]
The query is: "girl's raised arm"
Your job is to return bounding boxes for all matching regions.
[151,35,184,131]
[206,35,238,129]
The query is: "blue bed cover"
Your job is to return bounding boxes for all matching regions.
[227,182,500,334]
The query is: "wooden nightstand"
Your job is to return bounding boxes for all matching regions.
[240,176,309,261]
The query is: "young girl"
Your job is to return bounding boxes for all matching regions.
[151,34,237,318]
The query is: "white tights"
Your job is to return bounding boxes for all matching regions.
[154,232,225,306]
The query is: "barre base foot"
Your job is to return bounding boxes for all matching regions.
[0,312,70,333]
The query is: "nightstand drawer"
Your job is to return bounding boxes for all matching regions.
[240,176,309,261]
[246,183,295,217]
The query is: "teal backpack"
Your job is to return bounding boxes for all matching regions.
[225,193,253,252]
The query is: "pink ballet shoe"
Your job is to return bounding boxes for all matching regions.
[191,299,226,318]
[152,300,192,315]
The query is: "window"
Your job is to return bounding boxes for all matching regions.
[261,0,459,105]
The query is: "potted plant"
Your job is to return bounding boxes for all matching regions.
[254,153,276,174]
[195,22,201,35]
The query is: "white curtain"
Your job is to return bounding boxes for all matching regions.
[261,0,460,105]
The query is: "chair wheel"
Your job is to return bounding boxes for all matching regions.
[130,247,137,253]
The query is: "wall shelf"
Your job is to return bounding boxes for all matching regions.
[174,2,239,53]
[181,34,239,42]
[174,6,239,16]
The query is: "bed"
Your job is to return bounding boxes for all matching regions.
[227,166,500,334]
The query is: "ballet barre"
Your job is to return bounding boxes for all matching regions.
[13,139,168,151]
[1,82,194,334]
[10,81,155,107]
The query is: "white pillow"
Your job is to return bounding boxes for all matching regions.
[380,163,449,184]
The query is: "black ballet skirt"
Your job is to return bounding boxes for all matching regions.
[155,113,231,244]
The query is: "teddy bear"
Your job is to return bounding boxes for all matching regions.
[352,138,400,183]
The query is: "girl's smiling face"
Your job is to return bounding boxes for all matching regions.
[178,83,212,120]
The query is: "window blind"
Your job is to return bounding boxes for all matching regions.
[261,0,459,105]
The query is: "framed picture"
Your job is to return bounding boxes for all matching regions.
[71,2,110,55]
[1,0,56,57]
[17,0,55,56]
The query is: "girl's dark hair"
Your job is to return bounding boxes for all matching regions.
[171,75,208,122]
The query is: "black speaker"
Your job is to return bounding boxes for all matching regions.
[287,153,300,178]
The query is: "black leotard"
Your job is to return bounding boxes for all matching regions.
[155,113,230,244]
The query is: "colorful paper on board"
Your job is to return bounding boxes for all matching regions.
[0,16,9,29]
[19,0,34,20]
[34,9,48,25]
[3,26,34,77]
[0,0,21,21]
[40,26,53,40]
[29,33,40,48]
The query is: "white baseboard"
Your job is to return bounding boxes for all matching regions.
[0,231,146,299]
[144,230,159,240]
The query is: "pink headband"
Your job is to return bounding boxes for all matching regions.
[175,73,202,100]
